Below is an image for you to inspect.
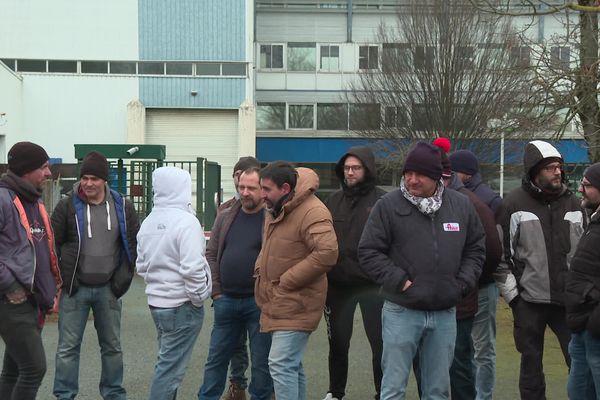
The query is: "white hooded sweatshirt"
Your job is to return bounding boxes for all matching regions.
[136,167,212,307]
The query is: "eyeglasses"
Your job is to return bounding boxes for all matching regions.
[343,165,363,172]
[580,180,594,190]
[542,163,562,173]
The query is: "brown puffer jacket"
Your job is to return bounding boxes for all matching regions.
[254,167,338,332]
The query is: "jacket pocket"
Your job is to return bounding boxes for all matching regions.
[270,284,305,319]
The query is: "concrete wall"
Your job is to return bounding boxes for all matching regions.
[0,65,23,162]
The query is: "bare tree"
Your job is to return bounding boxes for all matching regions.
[347,0,559,162]
[472,0,600,163]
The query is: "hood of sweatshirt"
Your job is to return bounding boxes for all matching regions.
[152,166,193,212]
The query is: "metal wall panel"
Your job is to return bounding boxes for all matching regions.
[140,77,246,108]
[139,0,246,61]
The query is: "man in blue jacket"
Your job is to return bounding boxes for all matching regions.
[358,142,485,400]
[0,142,62,400]
[52,151,139,400]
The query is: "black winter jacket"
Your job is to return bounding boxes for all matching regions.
[358,187,485,311]
[326,146,386,286]
[51,186,140,298]
[566,209,600,337]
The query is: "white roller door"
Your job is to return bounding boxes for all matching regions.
[145,108,239,201]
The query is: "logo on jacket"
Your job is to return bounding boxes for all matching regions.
[157,223,166,230]
[30,221,47,242]
[443,223,460,232]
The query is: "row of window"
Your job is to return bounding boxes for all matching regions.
[259,43,572,72]
[257,102,412,131]
[0,59,247,77]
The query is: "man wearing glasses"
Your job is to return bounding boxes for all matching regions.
[496,140,585,400]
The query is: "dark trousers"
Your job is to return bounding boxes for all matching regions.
[0,299,46,400]
[450,318,476,400]
[512,299,571,400]
[324,283,383,400]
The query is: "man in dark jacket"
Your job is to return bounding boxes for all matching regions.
[449,148,502,400]
[565,162,600,399]
[323,146,386,400]
[0,142,62,400]
[358,142,485,399]
[52,151,139,400]
[496,140,584,400]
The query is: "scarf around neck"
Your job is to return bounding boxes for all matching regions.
[400,176,444,216]
[0,171,43,203]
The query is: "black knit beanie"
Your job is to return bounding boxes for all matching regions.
[233,156,260,176]
[8,141,49,177]
[402,142,443,181]
[584,162,600,191]
[449,150,479,176]
[80,151,109,181]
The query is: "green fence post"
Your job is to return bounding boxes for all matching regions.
[196,158,204,225]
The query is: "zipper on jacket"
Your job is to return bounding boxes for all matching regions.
[430,214,439,272]
[29,236,36,292]
[69,212,82,296]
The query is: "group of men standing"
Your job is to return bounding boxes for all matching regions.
[1,137,600,400]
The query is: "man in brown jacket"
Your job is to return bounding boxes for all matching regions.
[255,161,338,400]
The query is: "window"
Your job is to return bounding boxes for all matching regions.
[320,45,339,71]
[17,59,46,72]
[48,60,77,73]
[414,46,435,70]
[166,62,193,75]
[222,63,246,76]
[412,103,429,130]
[509,46,530,67]
[197,63,220,76]
[456,46,475,69]
[317,103,348,130]
[384,106,407,128]
[257,103,286,130]
[359,46,378,70]
[551,46,570,69]
[1,59,15,71]
[260,44,284,69]
[138,62,164,75]
[350,104,380,130]
[382,43,410,73]
[110,61,136,74]
[288,43,316,71]
[81,61,108,74]
[288,104,314,129]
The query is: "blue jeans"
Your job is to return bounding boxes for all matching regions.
[150,302,204,400]
[471,283,498,400]
[53,284,125,400]
[451,318,475,400]
[268,330,310,400]
[229,329,249,388]
[381,301,456,400]
[568,331,600,400]
[199,296,272,400]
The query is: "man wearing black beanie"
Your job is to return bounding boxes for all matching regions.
[52,151,140,400]
[565,162,600,398]
[358,141,485,399]
[0,141,62,400]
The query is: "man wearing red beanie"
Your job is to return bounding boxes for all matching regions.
[358,141,485,399]
[0,141,62,400]
[51,151,139,400]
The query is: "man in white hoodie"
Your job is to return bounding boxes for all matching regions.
[136,166,212,400]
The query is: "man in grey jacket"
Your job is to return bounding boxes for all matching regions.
[358,142,485,400]
[52,151,139,400]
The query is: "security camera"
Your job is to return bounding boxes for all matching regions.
[126,146,139,156]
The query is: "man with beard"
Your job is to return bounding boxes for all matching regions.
[255,161,338,400]
[565,163,600,399]
[496,140,584,400]
[0,142,62,400]
[199,168,273,400]
[322,146,385,400]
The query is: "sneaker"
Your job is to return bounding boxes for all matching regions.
[224,382,247,400]
[322,393,340,400]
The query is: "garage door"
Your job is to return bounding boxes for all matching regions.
[145,108,239,203]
